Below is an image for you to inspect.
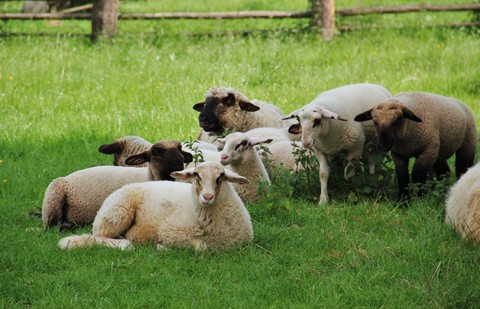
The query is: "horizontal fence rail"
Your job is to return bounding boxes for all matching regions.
[1,4,480,20]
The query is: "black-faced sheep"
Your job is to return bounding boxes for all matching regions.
[354,91,476,200]
[285,83,393,204]
[42,140,193,231]
[58,162,253,251]
[193,86,287,141]
[445,162,480,245]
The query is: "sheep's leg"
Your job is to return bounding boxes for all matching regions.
[344,147,363,180]
[314,149,329,204]
[391,153,410,201]
[411,149,437,196]
[433,160,450,179]
[455,143,476,179]
[157,222,206,250]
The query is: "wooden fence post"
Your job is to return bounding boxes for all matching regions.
[311,0,335,40]
[91,0,118,41]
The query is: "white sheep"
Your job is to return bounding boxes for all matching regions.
[285,83,393,204]
[355,91,477,200]
[193,86,287,142]
[445,163,480,245]
[42,140,193,231]
[98,135,152,167]
[260,141,314,172]
[217,132,272,202]
[58,162,254,251]
[244,126,301,143]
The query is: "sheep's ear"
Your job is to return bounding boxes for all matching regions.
[321,109,347,121]
[181,151,194,164]
[249,137,273,146]
[288,124,302,135]
[354,109,374,122]
[98,141,123,154]
[239,101,260,112]
[283,109,300,120]
[171,168,196,181]
[125,151,151,165]
[401,107,422,122]
[217,138,226,145]
[193,102,205,112]
[224,169,250,184]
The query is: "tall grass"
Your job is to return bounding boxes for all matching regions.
[1,1,480,307]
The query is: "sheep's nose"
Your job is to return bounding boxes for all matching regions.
[302,141,312,148]
[221,154,228,161]
[203,193,214,202]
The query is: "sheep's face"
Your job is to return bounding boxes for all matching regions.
[125,140,194,181]
[355,102,422,152]
[218,132,272,166]
[171,162,249,207]
[287,107,346,149]
[192,91,260,135]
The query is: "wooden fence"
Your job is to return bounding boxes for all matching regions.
[1,1,480,41]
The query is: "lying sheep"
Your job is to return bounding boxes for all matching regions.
[285,83,393,204]
[193,86,287,142]
[99,136,217,167]
[218,132,272,202]
[445,163,480,245]
[98,135,152,167]
[59,162,253,251]
[42,140,193,231]
[355,91,476,200]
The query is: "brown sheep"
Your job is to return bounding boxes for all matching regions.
[354,91,477,200]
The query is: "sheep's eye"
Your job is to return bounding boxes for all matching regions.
[235,140,248,151]
[193,172,202,183]
[313,118,322,128]
[373,119,379,126]
[392,118,403,126]
[222,93,236,106]
[152,147,165,156]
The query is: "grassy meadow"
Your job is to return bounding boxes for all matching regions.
[1,0,480,307]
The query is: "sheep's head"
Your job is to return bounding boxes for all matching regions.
[284,106,347,149]
[217,132,272,166]
[171,161,249,206]
[192,87,260,135]
[354,102,422,151]
[98,136,151,167]
[125,140,193,181]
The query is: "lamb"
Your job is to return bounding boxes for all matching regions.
[445,163,480,245]
[218,132,272,202]
[193,86,287,142]
[42,140,193,231]
[99,135,217,167]
[354,91,476,200]
[98,135,152,167]
[58,162,253,251]
[285,83,393,204]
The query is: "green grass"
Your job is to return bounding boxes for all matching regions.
[1,0,480,307]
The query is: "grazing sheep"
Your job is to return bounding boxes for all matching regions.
[193,86,287,142]
[218,132,272,202]
[285,83,393,204]
[260,141,314,172]
[445,163,480,245]
[42,140,193,231]
[98,135,152,167]
[58,162,253,251]
[354,91,476,200]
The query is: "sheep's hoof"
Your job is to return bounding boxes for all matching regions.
[318,195,329,205]
[344,163,356,181]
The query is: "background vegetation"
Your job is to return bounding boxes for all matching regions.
[1,0,480,307]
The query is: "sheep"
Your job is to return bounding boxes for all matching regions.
[42,140,193,231]
[285,83,393,204]
[260,141,314,172]
[58,162,253,251]
[217,132,272,202]
[244,126,301,143]
[98,135,152,167]
[193,86,287,142]
[354,91,476,200]
[99,136,217,167]
[445,163,480,245]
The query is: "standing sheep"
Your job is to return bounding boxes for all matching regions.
[218,132,273,202]
[42,140,193,231]
[445,163,480,245]
[59,162,253,251]
[193,86,287,142]
[354,91,476,200]
[285,83,393,204]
